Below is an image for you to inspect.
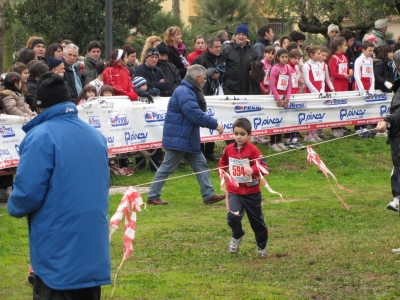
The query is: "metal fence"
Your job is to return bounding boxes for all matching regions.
[268,19,289,38]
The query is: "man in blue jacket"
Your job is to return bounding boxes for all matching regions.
[8,73,111,299]
[147,64,225,205]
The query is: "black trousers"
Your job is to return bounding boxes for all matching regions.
[389,138,400,197]
[227,192,268,249]
[33,275,101,300]
[200,142,215,156]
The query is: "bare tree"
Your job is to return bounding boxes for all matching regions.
[172,0,180,18]
[0,0,11,73]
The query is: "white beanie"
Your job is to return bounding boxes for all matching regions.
[327,24,339,35]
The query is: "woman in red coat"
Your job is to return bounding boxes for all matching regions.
[103,49,137,101]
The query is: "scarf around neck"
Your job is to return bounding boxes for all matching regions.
[157,59,169,74]
[184,75,206,112]
[173,43,186,56]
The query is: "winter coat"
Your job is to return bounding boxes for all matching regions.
[219,141,268,195]
[187,48,206,65]
[26,76,38,112]
[221,42,259,95]
[193,49,225,95]
[162,79,218,153]
[133,64,170,92]
[0,89,34,117]
[370,29,386,47]
[253,37,272,60]
[63,58,84,103]
[103,62,137,100]
[168,45,187,79]
[74,55,98,86]
[156,62,182,97]
[8,102,111,290]
[374,60,394,93]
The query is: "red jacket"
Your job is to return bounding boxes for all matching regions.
[187,48,205,65]
[103,62,137,101]
[219,141,268,195]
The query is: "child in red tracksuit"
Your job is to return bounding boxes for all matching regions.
[329,36,351,91]
[219,118,269,257]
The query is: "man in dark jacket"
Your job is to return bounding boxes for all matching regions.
[222,24,259,95]
[63,44,84,102]
[134,48,170,94]
[147,65,225,205]
[156,43,181,97]
[377,50,400,213]
[253,24,274,59]
[193,37,225,161]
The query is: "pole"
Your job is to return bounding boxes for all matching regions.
[105,0,112,60]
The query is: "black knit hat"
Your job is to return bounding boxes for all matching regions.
[36,72,72,108]
[156,42,169,55]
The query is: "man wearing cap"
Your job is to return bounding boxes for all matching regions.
[364,19,390,46]
[221,24,259,95]
[75,41,103,86]
[133,47,170,94]
[7,73,111,299]
[253,24,275,60]
[147,64,225,205]
[322,24,340,48]
[156,42,181,97]
[48,57,77,104]
[63,44,84,103]
[30,38,46,62]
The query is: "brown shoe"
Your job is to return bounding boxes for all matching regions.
[147,198,169,205]
[203,194,225,205]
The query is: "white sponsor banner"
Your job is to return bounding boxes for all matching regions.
[0,116,29,169]
[0,91,391,168]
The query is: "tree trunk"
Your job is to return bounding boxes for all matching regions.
[0,0,11,73]
[172,0,180,18]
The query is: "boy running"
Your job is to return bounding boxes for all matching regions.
[219,118,269,256]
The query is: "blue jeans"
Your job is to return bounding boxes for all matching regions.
[148,149,215,201]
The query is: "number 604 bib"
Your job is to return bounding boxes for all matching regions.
[229,157,252,183]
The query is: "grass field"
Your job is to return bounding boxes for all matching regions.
[1,131,400,299]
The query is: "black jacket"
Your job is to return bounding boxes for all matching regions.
[193,50,225,95]
[134,64,170,92]
[385,78,400,141]
[221,42,258,95]
[156,62,181,97]
[167,46,186,79]
[253,37,272,60]
[63,58,84,104]
[26,76,37,112]
[374,60,394,93]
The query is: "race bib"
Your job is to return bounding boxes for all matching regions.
[362,62,372,78]
[263,69,270,85]
[277,74,289,91]
[338,63,348,75]
[229,157,252,183]
[312,66,324,81]
[292,73,299,88]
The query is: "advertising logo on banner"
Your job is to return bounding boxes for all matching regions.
[105,135,115,147]
[124,131,149,145]
[110,115,129,127]
[253,116,283,129]
[206,107,215,116]
[323,99,348,106]
[364,93,388,102]
[339,108,366,120]
[285,102,307,109]
[209,122,234,135]
[88,116,101,128]
[380,105,389,117]
[0,148,13,161]
[0,125,16,138]
[234,105,264,113]
[144,111,167,123]
[298,112,325,125]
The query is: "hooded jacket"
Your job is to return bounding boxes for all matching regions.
[162,79,218,153]
[0,89,34,117]
[103,62,138,100]
[8,102,111,290]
